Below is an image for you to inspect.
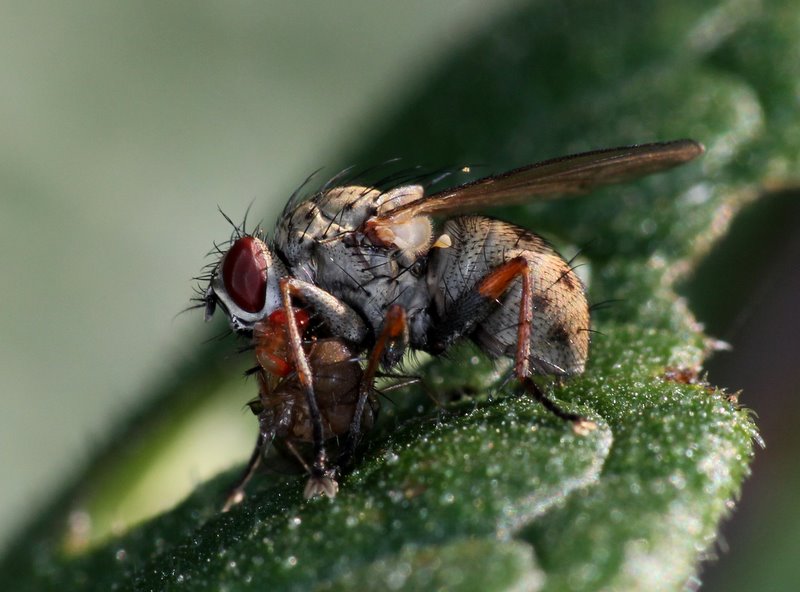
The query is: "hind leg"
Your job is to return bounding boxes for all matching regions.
[429,256,595,433]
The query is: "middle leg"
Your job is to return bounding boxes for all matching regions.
[335,304,408,473]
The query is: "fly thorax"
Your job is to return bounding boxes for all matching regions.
[275,186,383,270]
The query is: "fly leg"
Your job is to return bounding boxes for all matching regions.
[280,278,369,342]
[279,278,369,498]
[279,278,334,497]
[222,431,266,512]
[280,440,339,499]
[431,256,595,434]
[336,304,408,474]
[478,257,595,433]
[222,372,288,511]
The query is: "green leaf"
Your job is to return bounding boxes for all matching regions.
[8,0,798,589]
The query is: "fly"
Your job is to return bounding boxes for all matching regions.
[198,139,704,503]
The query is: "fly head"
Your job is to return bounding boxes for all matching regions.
[206,235,287,333]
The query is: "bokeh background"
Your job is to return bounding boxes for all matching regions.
[0,2,797,590]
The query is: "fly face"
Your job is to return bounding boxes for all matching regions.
[204,234,287,332]
[200,139,705,505]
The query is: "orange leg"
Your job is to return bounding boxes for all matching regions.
[478,257,595,434]
[337,304,408,471]
[276,276,373,497]
[279,278,332,486]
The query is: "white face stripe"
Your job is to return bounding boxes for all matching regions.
[263,262,284,318]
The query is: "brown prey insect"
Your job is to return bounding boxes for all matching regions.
[199,139,704,503]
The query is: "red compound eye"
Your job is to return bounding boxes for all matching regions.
[221,237,268,313]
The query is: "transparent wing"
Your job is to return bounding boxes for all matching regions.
[376,139,703,221]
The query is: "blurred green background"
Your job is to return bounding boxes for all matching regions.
[0,0,516,546]
[0,1,797,590]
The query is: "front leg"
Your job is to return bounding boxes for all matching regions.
[222,372,293,511]
[279,277,369,498]
[281,278,369,342]
[221,430,267,512]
